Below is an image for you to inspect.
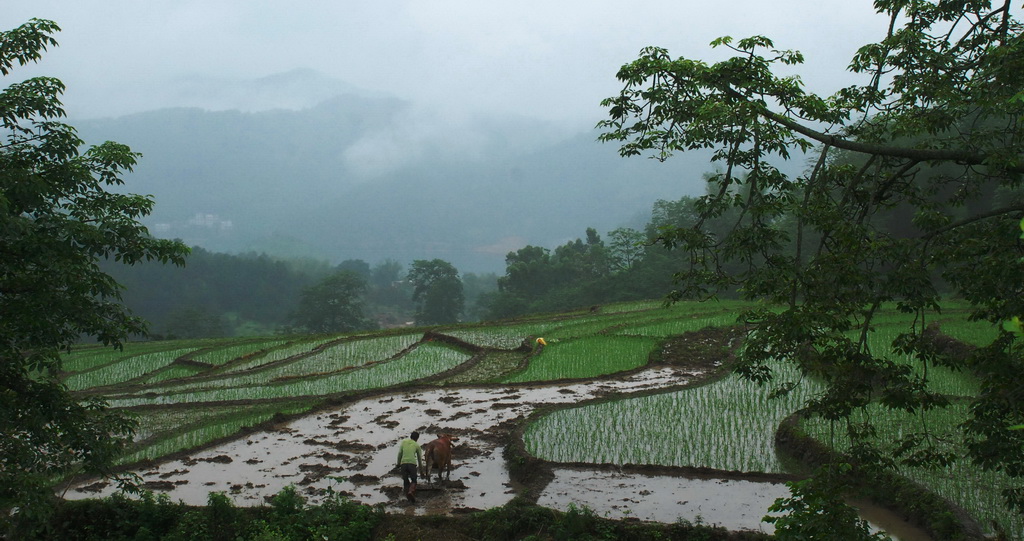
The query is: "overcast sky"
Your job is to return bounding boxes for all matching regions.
[5,1,889,127]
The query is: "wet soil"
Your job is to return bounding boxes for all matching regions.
[65,327,934,538]
[70,366,698,513]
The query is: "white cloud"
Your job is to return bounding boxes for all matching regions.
[4,1,890,125]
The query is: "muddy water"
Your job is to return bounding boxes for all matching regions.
[538,468,932,540]
[70,367,695,516]
[68,365,932,538]
[538,468,788,531]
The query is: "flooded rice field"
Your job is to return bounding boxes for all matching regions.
[68,364,931,538]
[538,467,789,529]
[71,367,697,513]
[538,468,931,539]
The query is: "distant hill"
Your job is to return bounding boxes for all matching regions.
[76,75,720,272]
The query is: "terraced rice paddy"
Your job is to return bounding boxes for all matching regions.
[70,369,701,515]
[526,363,819,473]
[64,347,201,390]
[60,300,1010,538]
[501,335,658,383]
[802,401,1022,537]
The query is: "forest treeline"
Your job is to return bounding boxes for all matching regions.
[107,192,711,340]
[114,158,1008,341]
[103,250,498,339]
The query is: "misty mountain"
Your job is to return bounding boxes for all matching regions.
[66,68,374,120]
[76,76,716,273]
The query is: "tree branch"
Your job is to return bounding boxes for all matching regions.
[764,105,990,165]
[922,204,1024,240]
[722,87,1022,172]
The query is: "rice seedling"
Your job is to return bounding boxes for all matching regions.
[933,318,1001,347]
[255,333,421,378]
[309,340,471,391]
[525,361,818,473]
[121,401,315,464]
[792,303,1011,536]
[106,341,472,407]
[127,333,422,397]
[61,348,130,374]
[801,403,1019,538]
[858,323,979,397]
[188,339,290,366]
[128,404,253,441]
[444,301,747,348]
[140,364,204,384]
[615,313,739,338]
[61,340,197,373]
[60,295,1006,537]
[64,348,200,391]
[214,336,345,374]
[542,308,689,340]
[599,300,664,313]
[502,335,659,383]
[444,322,563,349]
[441,351,527,384]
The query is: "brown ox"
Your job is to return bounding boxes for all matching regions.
[421,433,459,483]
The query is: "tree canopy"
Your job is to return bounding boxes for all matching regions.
[0,19,189,523]
[407,259,464,325]
[484,226,677,319]
[290,269,375,334]
[599,0,1023,528]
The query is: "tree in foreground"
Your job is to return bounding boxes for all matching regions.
[407,259,464,325]
[599,0,1023,533]
[0,19,189,526]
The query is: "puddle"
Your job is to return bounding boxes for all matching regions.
[538,468,786,532]
[537,469,932,539]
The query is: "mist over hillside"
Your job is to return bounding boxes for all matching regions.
[76,71,719,273]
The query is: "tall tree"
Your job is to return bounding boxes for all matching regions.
[336,258,371,279]
[0,19,189,523]
[290,270,373,333]
[461,271,499,322]
[407,259,464,325]
[599,0,1024,530]
[498,245,555,299]
[607,227,646,272]
[163,306,226,339]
